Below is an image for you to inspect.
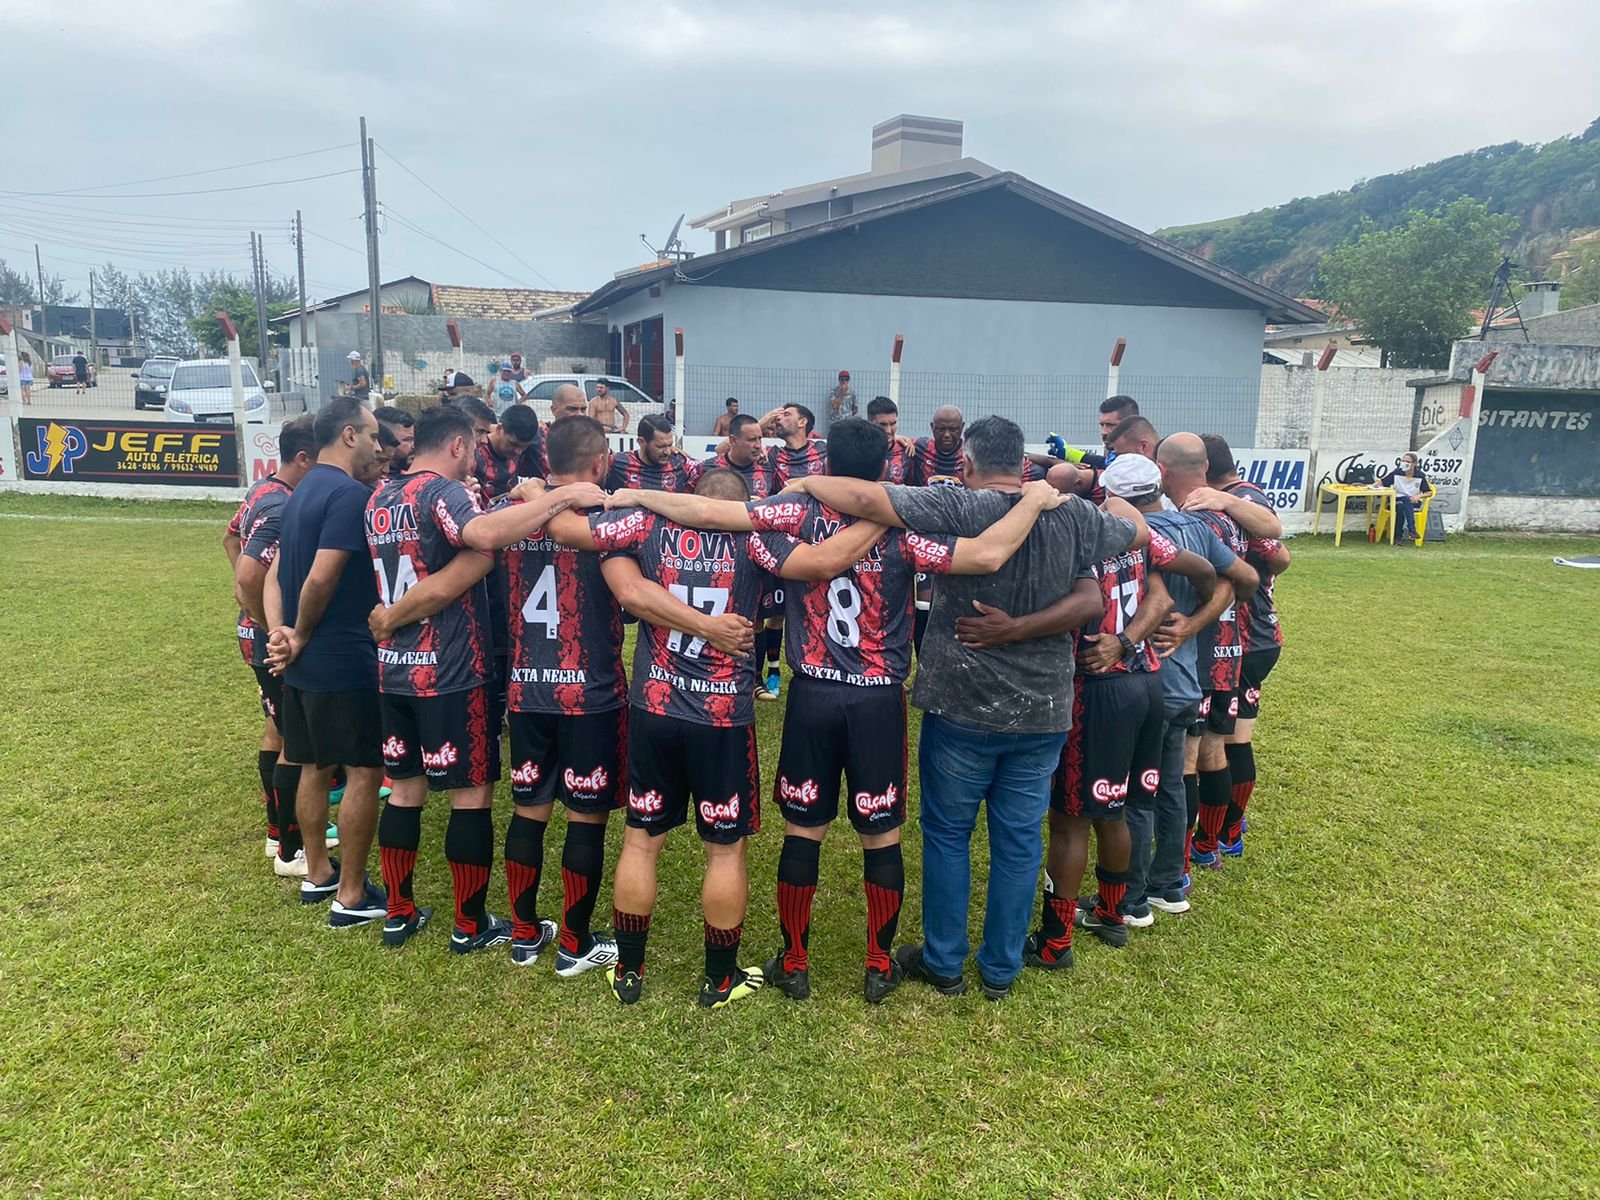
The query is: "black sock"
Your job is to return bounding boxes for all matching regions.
[765,628,782,672]
[560,821,607,954]
[445,808,494,935]
[378,802,422,918]
[862,844,904,974]
[913,605,929,655]
[1183,773,1200,833]
[1224,742,1257,842]
[1195,767,1232,851]
[705,920,743,983]
[776,835,821,972]
[272,763,303,859]
[503,813,547,941]
[614,908,651,976]
[258,750,279,840]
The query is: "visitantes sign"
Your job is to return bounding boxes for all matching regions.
[1470,391,1600,497]
[20,418,240,486]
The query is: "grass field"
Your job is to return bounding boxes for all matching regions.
[3,492,1599,1199]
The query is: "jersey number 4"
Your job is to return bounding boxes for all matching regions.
[521,565,559,640]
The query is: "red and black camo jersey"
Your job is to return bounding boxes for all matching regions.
[501,501,626,715]
[604,449,703,493]
[1079,529,1180,675]
[911,436,964,486]
[515,425,549,481]
[700,453,772,500]
[880,439,914,485]
[748,495,957,686]
[766,440,828,491]
[588,508,799,727]
[1192,509,1248,691]
[229,476,292,667]
[474,441,521,503]
[1222,479,1285,652]
[364,471,491,697]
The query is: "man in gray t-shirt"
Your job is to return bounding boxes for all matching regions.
[784,415,1146,994]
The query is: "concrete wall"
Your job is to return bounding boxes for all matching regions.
[1485,302,1600,346]
[1256,364,1417,449]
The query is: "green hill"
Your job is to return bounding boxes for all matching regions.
[1156,117,1600,296]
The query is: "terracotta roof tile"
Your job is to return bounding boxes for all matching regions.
[430,284,591,320]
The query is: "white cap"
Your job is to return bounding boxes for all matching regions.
[347,350,362,360]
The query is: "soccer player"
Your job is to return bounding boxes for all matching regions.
[225,415,317,872]
[544,470,886,1007]
[613,417,1068,1002]
[474,404,542,503]
[752,404,828,699]
[263,399,388,927]
[781,417,1145,998]
[1201,434,1291,855]
[374,406,416,476]
[867,396,914,485]
[364,405,611,952]
[912,405,966,486]
[700,413,771,499]
[1156,434,1250,871]
[605,413,700,493]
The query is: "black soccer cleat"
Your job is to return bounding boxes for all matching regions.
[698,966,766,1009]
[762,953,811,1001]
[893,943,967,997]
[1023,931,1075,971]
[450,913,513,956]
[611,968,644,1005]
[382,906,432,948]
[1079,909,1129,949]
[864,958,905,1005]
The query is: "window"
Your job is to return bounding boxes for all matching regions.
[741,221,772,244]
[171,363,260,390]
[526,380,572,401]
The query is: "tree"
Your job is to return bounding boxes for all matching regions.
[0,258,79,306]
[186,276,296,357]
[1318,198,1517,368]
[1558,241,1600,310]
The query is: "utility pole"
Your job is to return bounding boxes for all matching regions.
[127,285,138,357]
[249,232,271,370]
[34,243,47,349]
[294,210,309,348]
[88,270,98,366]
[360,116,384,381]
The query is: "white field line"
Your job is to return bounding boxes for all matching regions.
[0,512,221,527]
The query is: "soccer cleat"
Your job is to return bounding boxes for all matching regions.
[1191,849,1223,870]
[1148,892,1191,915]
[698,966,766,1009]
[1023,932,1074,971]
[1181,871,1193,896]
[978,974,1012,1002]
[864,959,904,1005]
[382,906,432,947]
[611,968,644,1005]
[378,783,393,801]
[894,943,967,996]
[1123,902,1154,928]
[274,849,309,879]
[327,784,344,807]
[1220,838,1245,858]
[762,953,811,1001]
[510,918,559,967]
[299,859,341,904]
[760,670,782,701]
[265,837,279,858]
[555,935,619,979]
[450,912,513,956]
[1079,909,1129,948]
[325,824,340,849]
[329,881,389,929]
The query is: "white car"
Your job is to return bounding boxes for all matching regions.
[163,358,272,424]
[492,373,660,423]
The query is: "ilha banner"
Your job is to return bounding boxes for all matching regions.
[20,418,240,487]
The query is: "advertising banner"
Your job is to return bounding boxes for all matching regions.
[245,423,283,483]
[1230,449,1310,511]
[19,418,240,487]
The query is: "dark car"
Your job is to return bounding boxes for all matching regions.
[134,357,180,409]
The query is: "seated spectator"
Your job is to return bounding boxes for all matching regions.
[1381,453,1433,542]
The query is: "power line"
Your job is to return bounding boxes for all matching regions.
[0,169,359,201]
[0,144,356,198]
[381,206,532,288]
[375,142,559,288]
[304,228,366,257]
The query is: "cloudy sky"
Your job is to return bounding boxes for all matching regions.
[6,0,1599,301]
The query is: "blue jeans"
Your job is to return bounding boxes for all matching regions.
[918,713,1068,986]
[1128,704,1195,904]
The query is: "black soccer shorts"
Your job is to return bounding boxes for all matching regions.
[772,676,907,834]
[507,707,626,813]
[1053,671,1165,821]
[251,663,284,733]
[625,707,759,844]
[380,687,499,791]
[282,685,383,771]
[1200,687,1240,736]
[1236,647,1281,721]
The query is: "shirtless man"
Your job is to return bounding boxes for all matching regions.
[588,381,629,435]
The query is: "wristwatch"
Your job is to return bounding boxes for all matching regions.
[1116,632,1137,661]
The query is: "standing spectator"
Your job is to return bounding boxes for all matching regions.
[347,351,372,404]
[589,381,628,434]
[492,361,521,412]
[18,352,33,405]
[1381,453,1434,543]
[828,370,858,423]
[437,371,476,404]
[72,348,89,394]
[789,416,1148,998]
[712,397,740,438]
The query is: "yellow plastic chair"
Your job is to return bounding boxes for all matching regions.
[1375,491,1433,546]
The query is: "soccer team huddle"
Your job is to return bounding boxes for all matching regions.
[226,384,1287,1008]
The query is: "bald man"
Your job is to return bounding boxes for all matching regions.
[516,383,592,479]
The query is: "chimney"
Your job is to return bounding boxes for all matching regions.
[871,115,963,175]
[1520,280,1561,320]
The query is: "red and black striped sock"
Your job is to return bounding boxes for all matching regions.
[614,908,651,977]
[1194,767,1231,853]
[378,802,421,919]
[1037,874,1075,956]
[705,921,743,985]
[1095,865,1129,922]
[862,844,904,974]
[776,835,820,972]
[503,812,547,941]
[257,750,279,841]
[1224,742,1256,843]
[445,807,494,935]
[765,628,782,672]
[560,821,608,955]
[272,763,303,860]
